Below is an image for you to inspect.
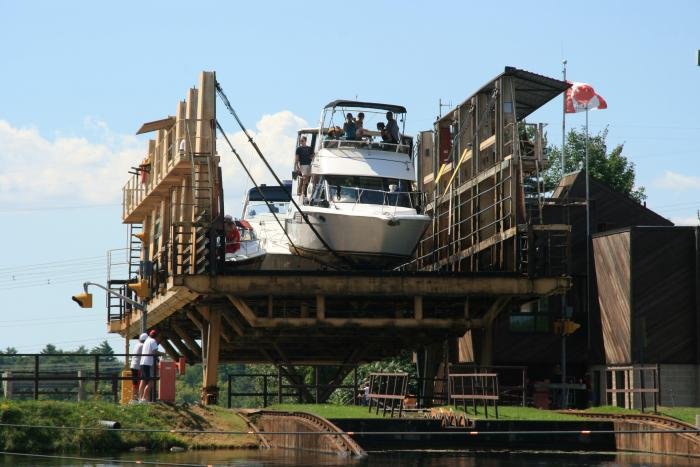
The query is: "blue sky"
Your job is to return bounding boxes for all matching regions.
[1,1,698,353]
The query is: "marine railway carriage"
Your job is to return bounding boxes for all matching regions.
[112,70,572,404]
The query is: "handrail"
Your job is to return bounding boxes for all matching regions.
[318,182,425,211]
[322,138,411,154]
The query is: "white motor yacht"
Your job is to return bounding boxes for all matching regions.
[286,100,430,269]
[241,182,293,255]
[223,217,266,269]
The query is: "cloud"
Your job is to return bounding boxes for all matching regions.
[218,110,307,214]
[653,171,700,191]
[671,215,699,226]
[0,111,306,213]
[0,119,142,207]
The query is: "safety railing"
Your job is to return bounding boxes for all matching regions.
[322,137,411,154]
[315,182,426,212]
[448,373,500,418]
[122,120,215,221]
[0,353,158,403]
[226,366,360,408]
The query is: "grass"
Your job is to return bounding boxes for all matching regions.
[267,403,385,419]
[0,400,257,454]
[267,403,586,421]
[440,405,582,421]
[582,405,700,426]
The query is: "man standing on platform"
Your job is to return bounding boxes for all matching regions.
[294,136,314,197]
[138,329,160,402]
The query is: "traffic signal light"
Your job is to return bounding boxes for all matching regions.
[132,232,148,243]
[563,320,581,336]
[128,279,150,298]
[72,292,93,308]
[554,318,581,336]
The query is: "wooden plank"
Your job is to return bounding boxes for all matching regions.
[171,322,202,358]
[593,232,631,364]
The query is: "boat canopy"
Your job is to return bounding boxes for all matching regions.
[247,183,292,202]
[324,100,406,114]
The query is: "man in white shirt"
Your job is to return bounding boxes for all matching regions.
[138,329,160,402]
[130,333,147,401]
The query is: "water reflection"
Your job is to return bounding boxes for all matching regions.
[1,449,698,466]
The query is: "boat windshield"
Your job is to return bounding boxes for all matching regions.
[321,175,416,208]
[246,200,289,218]
[320,105,412,155]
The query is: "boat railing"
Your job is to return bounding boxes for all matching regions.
[225,238,262,257]
[324,183,426,211]
[322,137,411,155]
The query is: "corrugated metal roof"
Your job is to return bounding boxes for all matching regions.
[439,66,570,123]
[136,116,175,135]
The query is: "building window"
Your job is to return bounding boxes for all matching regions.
[509,298,550,333]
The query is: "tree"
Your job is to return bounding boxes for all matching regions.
[90,340,116,362]
[544,126,646,202]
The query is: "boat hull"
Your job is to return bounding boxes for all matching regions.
[286,208,429,268]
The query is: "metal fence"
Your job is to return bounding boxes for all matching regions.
[0,353,157,402]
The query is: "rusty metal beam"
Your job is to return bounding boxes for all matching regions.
[179,274,570,298]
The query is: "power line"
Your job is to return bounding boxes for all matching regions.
[0,203,120,213]
[0,255,107,272]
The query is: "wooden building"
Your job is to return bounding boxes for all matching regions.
[451,170,678,388]
[593,226,700,406]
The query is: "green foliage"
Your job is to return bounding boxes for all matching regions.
[328,351,417,405]
[544,126,646,202]
[90,341,117,362]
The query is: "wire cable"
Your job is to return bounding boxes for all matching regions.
[215,81,355,270]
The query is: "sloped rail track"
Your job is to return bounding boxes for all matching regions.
[245,410,366,458]
[562,411,700,457]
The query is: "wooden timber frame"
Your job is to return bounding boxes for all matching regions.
[415,67,571,275]
[108,269,570,404]
[111,69,573,405]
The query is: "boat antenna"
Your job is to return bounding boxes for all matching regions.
[215,81,356,270]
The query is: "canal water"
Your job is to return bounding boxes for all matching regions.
[1,449,698,466]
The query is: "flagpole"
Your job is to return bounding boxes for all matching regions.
[585,107,591,353]
[560,58,568,408]
[561,60,567,176]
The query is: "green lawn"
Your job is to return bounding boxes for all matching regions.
[267,403,385,419]
[0,400,256,454]
[267,403,583,421]
[442,404,582,421]
[582,405,700,426]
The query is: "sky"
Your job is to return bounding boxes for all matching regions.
[0,0,699,354]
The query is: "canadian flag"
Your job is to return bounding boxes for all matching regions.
[565,81,607,113]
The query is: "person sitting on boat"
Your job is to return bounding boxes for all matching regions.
[384,111,400,144]
[377,122,391,142]
[343,113,357,140]
[294,136,314,196]
[355,112,366,139]
[224,214,241,254]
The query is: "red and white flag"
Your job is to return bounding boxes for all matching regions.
[565,81,607,113]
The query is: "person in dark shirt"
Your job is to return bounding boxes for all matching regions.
[295,136,314,196]
[343,113,357,140]
[384,111,400,144]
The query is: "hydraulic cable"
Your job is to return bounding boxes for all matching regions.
[214,121,302,257]
[215,122,340,272]
[215,81,356,270]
